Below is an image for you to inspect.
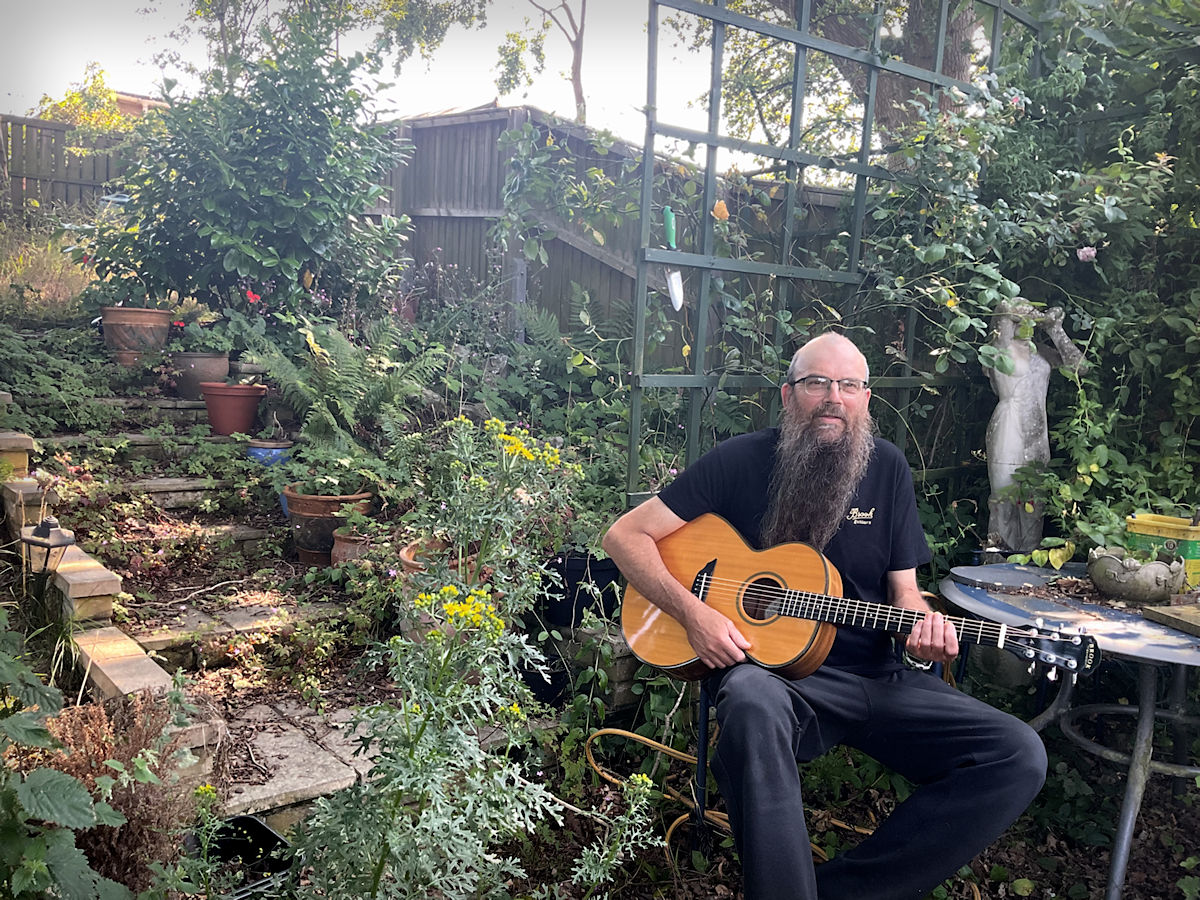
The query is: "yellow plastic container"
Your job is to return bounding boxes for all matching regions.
[1125,514,1200,588]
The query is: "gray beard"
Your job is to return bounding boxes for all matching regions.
[760,403,876,550]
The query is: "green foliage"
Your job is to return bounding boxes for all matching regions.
[71,12,409,339]
[165,319,234,354]
[287,582,558,898]
[29,63,135,137]
[570,773,662,894]
[0,214,94,323]
[250,316,442,454]
[0,323,122,436]
[0,606,133,900]
[406,416,584,596]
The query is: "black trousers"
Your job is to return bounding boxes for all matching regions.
[708,663,1048,900]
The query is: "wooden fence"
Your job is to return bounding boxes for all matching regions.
[0,115,126,211]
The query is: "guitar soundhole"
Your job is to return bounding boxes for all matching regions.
[742,577,784,621]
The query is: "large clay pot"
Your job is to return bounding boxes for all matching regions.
[199,382,268,436]
[171,352,231,400]
[283,484,372,567]
[101,307,172,362]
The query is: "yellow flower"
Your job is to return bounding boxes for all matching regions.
[712,199,730,221]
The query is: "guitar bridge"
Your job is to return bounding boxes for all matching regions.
[692,559,717,602]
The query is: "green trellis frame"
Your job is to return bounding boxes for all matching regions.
[627,0,1042,504]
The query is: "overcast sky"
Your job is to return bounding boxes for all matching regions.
[2,1,713,143]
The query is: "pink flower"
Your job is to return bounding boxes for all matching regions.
[1076,246,1097,263]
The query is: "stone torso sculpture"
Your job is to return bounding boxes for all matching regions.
[986,301,1086,552]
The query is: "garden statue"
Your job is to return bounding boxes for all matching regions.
[985,300,1087,552]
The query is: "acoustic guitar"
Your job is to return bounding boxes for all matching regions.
[621,514,1101,681]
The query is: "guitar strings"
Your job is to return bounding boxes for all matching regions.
[690,574,1024,643]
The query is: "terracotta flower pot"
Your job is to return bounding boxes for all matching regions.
[283,484,372,567]
[399,537,484,583]
[171,352,231,400]
[199,382,268,436]
[101,307,172,362]
[331,526,372,565]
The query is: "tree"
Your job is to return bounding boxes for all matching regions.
[496,1,589,124]
[667,0,982,161]
[176,0,594,124]
[30,63,134,135]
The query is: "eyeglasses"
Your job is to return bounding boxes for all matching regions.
[787,375,869,396]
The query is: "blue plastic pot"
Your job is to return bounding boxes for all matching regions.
[246,441,292,515]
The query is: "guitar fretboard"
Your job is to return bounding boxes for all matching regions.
[780,588,1009,648]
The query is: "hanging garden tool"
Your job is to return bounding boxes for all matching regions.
[663,205,684,311]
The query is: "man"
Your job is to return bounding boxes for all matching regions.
[602,332,1047,900]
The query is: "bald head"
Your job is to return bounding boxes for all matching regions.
[786,333,870,384]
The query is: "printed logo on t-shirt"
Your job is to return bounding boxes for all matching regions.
[846,506,875,525]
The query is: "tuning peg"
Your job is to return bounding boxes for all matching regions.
[1027,663,1037,676]
[1066,659,1077,670]
[1046,667,1058,682]
[1035,617,1045,628]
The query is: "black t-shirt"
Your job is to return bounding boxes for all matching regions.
[657,428,932,671]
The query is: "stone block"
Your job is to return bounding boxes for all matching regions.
[3,479,54,534]
[75,626,174,699]
[64,592,115,623]
[52,545,122,601]
[0,431,35,452]
[1,450,29,478]
[125,477,231,509]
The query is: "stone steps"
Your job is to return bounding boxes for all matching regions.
[45,432,235,463]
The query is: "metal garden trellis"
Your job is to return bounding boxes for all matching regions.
[626,0,1042,504]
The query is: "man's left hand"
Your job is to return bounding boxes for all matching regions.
[906,611,959,664]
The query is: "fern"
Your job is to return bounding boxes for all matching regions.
[251,316,446,453]
[520,306,565,353]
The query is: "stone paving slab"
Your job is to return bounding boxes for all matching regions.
[130,607,227,653]
[311,707,376,780]
[218,602,294,633]
[124,476,232,509]
[224,722,357,815]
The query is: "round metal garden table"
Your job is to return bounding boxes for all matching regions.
[941,563,1200,900]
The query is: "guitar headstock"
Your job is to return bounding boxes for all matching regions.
[1006,621,1102,679]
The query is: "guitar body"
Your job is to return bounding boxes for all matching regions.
[621,514,839,680]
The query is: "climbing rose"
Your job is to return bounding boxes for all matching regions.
[712,200,730,221]
[1076,246,1097,263]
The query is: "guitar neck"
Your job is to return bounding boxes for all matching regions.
[779,588,1006,648]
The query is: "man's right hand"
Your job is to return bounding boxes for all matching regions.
[682,601,752,670]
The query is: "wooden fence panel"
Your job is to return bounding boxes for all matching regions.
[1,115,125,212]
